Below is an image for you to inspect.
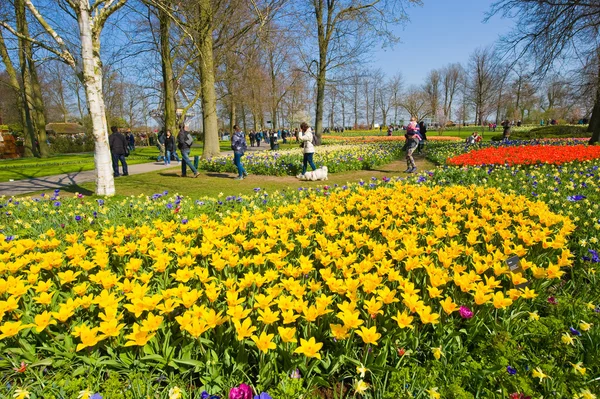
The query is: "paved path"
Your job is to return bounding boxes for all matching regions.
[0,161,171,197]
[0,145,279,197]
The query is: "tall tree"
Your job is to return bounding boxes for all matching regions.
[1,0,128,195]
[423,69,441,123]
[487,0,600,143]
[400,85,430,122]
[469,47,497,125]
[298,0,420,143]
[441,63,462,120]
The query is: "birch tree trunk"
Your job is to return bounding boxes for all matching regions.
[78,0,114,195]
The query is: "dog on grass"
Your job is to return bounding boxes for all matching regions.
[297,166,328,181]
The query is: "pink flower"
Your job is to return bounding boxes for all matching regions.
[459,306,473,319]
[229,384,253,399]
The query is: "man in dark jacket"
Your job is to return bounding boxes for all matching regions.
[109,126,128,177]
[177,124,199,178]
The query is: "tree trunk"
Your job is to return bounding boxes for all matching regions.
[16,0,49,157]
[372,85,376,128]
[314,62,326,144]
[78,0,114,196]
[365,82,370,128]
[159,6,177,135]
[588,58,600,144]
[197,0,220,158]
[0,29,31,157]
[15,0,37,157]
[28,60,49,157]
[354,84,358,129]
[341,99,345,129]
[241,103,247,133]
[229,100,236,135]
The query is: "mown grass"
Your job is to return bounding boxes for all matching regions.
[27,156,436,200]
[0,141,306,182]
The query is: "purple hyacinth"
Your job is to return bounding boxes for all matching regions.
[507,366,517,375]
[570,327,581,336]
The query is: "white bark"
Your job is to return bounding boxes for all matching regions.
[78,0,115,196]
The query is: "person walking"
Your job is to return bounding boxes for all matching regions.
[109,126,129,177]
[177,125,199,178]
[502,120,511,142]
[298,122,317,177]
[127,129,135,152]
[404,117,420,173]
[164,130,180,165]
[156,130,166,162]
[249,131,256,147]
[417,121,428,154]
[231,124,248,180]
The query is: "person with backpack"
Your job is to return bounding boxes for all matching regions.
[231,124,248,180]
[177,124,199,178]
[298,122,317,178]
[109,126,129,177]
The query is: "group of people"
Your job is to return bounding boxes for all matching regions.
[112,118,430,180]
[231,122,316,180]
[110,125,200,178]
[248,129,297,147]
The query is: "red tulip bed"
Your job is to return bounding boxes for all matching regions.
[447,144,600,166]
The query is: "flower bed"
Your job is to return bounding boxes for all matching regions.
[2,181,598,399]
[325,135,462,143]
[426,139,592,165]
[447,144,600,166]
[200,143,404,176]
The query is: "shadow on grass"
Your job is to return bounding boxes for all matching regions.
[53,184,95,196]
[206,173,234,179]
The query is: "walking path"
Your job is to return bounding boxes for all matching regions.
[0,145,276,197]
[0,161,170,197]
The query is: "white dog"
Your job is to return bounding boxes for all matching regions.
[297,166,328,181]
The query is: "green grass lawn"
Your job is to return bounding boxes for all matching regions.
[27,156,435,200]
[0,141,306,182]
[0,148,157,182]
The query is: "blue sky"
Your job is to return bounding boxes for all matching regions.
[372,0,514,85]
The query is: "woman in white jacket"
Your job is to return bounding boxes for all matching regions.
[299,122,317,177]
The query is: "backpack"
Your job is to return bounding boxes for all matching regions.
[184,131,193,146]
[311,132,318,146]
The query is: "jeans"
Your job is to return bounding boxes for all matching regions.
[302,152,316,175]
[180,148,197,176]
[165,150,180,165]
[234,152,246,177]
[112,154,128,177]
[406,140,418,168]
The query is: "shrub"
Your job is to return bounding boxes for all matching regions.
[492,125,590,141]
[47,134,95,154]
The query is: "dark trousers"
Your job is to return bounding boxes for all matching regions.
[180,148,198,176]
[302,152,316,175]
[112,154,128,177]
